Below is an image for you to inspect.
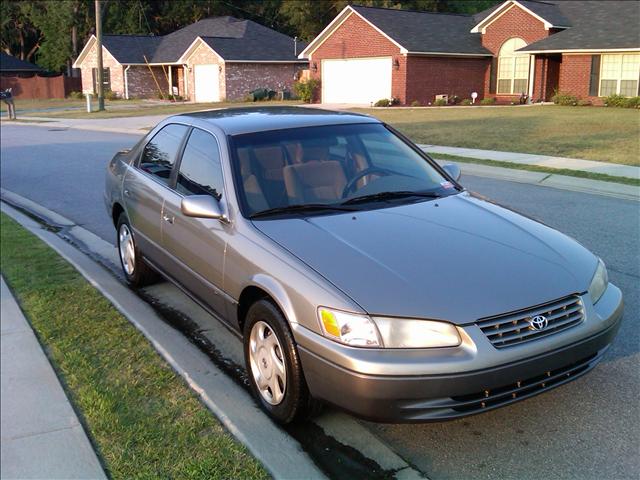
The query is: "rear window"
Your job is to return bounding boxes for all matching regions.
[139,124,188,185]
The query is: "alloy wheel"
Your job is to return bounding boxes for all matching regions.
[249,320,287,405]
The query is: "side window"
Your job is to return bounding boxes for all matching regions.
[176,129,224,200]
[139,124,188,185]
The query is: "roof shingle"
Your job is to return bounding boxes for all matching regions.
[101,16,303,64]
[0,52,43,72]
[350,5,491,55]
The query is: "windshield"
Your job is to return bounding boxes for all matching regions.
[231,123,457,218]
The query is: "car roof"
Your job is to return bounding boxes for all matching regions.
[170,106,380,136]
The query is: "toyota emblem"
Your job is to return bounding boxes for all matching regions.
[528,315,548,331]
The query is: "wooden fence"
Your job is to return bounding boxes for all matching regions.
[0,74,82,99]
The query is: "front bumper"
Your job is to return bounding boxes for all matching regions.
[296,286,623,422]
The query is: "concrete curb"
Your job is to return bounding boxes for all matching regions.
[0,201,327,480]
[434,160,640,202]
[421,144,640,179]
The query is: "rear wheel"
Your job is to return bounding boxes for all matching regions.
[116,213,157,287]
[243,299,320,423]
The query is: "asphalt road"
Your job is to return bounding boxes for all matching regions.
[2,125,639,479]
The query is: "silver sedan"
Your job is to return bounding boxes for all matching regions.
[105,107,623,423]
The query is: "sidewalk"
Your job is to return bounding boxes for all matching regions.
[420,145,640,179]
[3,111,637,180]
[0,276,106,480]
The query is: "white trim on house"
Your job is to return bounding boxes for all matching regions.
[405,51,493,57]
[178,37,225,64]
[471,1,569,34]
[224,60,308,63]
[299,6,407,59]
[72,35,122,68]
[519,48,640,54]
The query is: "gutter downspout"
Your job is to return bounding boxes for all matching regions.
[124,65,131,100]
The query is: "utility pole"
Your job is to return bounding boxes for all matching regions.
[95,0,105,111]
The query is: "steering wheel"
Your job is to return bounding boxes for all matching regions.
[342,167,393,198]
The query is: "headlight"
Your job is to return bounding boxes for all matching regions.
[374,316,461,348]
[317,307,461,348]
[588,258,608,305]
[318,307,381,347]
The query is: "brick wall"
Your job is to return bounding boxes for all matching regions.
[308,11,406,102]
[481,3,552,100]
[405,55,490,105]
[558,54,595,100]
[79,43,123,96]
[126,66,169,99]
[225,63,306,101]
[481,4,550,54]
[185,42,224,101]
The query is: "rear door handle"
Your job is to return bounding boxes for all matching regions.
[162,214,174,224]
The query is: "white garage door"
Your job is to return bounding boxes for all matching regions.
[322,57,392,104]
[194,64,220,103]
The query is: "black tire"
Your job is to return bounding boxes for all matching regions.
[243,299,321,424]
[116,213,157,287]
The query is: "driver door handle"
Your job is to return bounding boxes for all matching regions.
[162,214,174,224]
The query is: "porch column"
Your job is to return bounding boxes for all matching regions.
[528,54,536,101]
[183,65,189,98]
[168,66,173,96]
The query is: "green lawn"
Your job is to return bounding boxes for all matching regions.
[0,213,269,480]
[356,105,640,166]
[20,99,302,119]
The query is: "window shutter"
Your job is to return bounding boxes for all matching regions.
[589,55,601,97]
[489,57,497,94]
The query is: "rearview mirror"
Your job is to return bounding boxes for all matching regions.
[442,163,461,182]
[181,195,226,221]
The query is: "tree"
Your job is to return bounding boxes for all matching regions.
[0,1,42,61]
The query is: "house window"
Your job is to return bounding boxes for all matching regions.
[497,38,530,95]
[599,54,640,97]
[92,67,111,93]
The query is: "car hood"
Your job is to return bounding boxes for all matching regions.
[253,192,596,324]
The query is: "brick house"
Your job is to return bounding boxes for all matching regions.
[299,1,640,105]
[73,16,307,101]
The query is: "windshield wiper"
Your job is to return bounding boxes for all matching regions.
[250,203,357,219]
[340,190,442,206]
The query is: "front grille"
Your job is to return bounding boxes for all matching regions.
[477,295,584,348]
[450,352,598,413]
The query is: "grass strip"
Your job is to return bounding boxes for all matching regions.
[22,100,302,119]
[0,212,269,480]
[431,153,640,187]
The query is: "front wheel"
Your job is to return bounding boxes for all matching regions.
[243,299,320,423]
[116,213,157,287]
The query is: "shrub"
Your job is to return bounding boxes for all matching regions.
[551,90,579,106]
[577,99,592,106]
[67,90,84,99]
[605,94,640,108]
[374,98,391,107]
[293,79,320,103]
[480,97,496,105]
[461,99,472,106]
[410,100,421,107]
[448,95,461,105]
[103,89,119,101]
[434,98,447,106]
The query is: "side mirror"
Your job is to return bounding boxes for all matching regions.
[181,195,226,221]
[442,163,461,182]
